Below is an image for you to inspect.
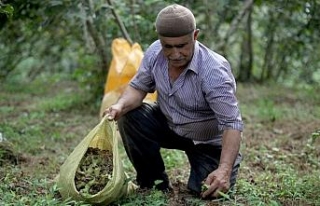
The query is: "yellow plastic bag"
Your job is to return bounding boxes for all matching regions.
[57,117,135,205]
[99,38,157,118]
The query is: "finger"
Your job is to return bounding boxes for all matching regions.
[201,180,219,198]
[106,114,114,120]
[205,175,214,185]
[103,108,114,120]
[201,177,213,198]
[213,189,222,198]
[106,109,114,120]
[102,108,110,117]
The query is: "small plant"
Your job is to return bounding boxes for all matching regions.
[311,130,320,143]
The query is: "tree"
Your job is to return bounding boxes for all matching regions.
[1,0,320,96]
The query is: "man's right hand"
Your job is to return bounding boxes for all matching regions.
[103,85,147,121]
[103,103,123,121]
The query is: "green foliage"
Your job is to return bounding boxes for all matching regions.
[311,130,320,142]
[1,1,320,205]
[0,2,14,18]
[239,83,320,123]
[1,0,320,103]
[1,79,320,205]
[238,133,320,205]
[255,99,281,122]
[0,75,98,155]
[251,1,320,85]
[161,149,187,169]
[115,190,167,206]
[0,172,90,206]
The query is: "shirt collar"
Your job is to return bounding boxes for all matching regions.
[186,41,200,74]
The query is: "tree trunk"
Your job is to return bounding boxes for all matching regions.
[216,0,254,54]
[238,2,253,82]
[260,10,278,82]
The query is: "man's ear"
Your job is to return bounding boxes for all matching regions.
[194,29,200,40]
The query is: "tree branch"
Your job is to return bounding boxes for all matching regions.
[107,0,133,45]
[216,0,254,52]
[81,0,109,77]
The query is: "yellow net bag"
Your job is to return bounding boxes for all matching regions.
[57,117,135,205]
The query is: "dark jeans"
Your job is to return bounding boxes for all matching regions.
[118,103,242,194]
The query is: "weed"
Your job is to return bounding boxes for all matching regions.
[1,80,320,205]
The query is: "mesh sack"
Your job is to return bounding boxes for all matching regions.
[57,116,135,205]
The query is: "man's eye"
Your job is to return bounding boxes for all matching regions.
[176,44,185,48]
[163,43,187,49]
[164,45,173,49]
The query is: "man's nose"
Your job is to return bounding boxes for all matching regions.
[170,47,180,59]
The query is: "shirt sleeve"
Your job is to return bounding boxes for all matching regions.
[129,42,159,93]
[202,60,244,132]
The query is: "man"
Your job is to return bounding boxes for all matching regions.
[104,4,243,199]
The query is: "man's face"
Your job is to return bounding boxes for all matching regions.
[159,30,199,69]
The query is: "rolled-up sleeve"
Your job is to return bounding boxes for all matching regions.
[130,43,159,93]
[203,64,243,132]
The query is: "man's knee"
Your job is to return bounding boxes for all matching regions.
[118,103,152,127]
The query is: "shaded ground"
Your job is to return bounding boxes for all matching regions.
[0,80,319,205]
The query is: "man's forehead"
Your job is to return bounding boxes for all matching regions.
[160,35,191,46]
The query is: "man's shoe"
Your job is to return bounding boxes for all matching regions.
[155,180,173,193]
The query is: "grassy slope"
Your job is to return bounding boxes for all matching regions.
[0,77,319,206]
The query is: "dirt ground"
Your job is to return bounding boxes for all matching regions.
[1,81,319,205]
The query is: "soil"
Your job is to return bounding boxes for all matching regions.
[1,80,319,205]
[75,147,113,195]
[0,141,30,167]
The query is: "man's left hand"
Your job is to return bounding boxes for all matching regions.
[201,167,231,199]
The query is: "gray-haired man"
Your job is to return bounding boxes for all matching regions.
[104,4,243,199]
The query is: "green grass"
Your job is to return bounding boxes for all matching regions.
[0,77,320,205]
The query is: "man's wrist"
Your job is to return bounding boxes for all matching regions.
[218,162,232,175]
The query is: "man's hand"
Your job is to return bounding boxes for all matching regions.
[103,85,147,121]
[103,103,123,121]
[201,129,241,198]
[201,166,231,199]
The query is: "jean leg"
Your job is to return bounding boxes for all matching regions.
[186,144,242,195]
[117,103,171,189]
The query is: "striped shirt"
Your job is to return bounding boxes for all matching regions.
[130,40,243,144]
